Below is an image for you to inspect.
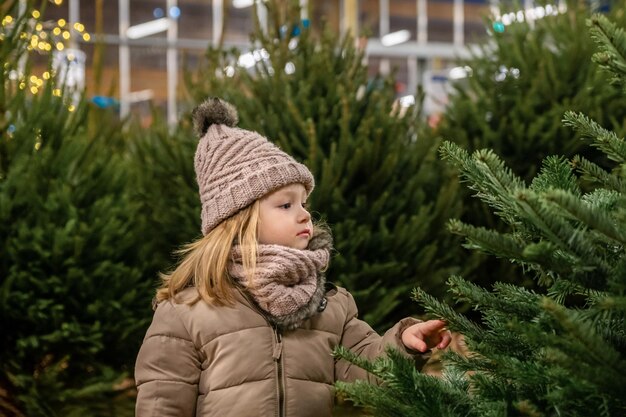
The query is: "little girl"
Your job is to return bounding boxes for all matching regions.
[134,97,451,417]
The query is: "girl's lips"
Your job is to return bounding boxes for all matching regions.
[297,229,311,237]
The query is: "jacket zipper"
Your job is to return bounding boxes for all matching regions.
[237,289,286,417]
[273,326,285,417]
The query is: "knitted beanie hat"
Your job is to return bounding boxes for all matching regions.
[192,97,315,236]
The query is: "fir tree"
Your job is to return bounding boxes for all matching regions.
[435,0,626,294]
[184,0,471,330]
[440,0,626,182]
[336,14,626,417]
[0,2,152,415]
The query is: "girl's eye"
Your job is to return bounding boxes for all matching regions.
[280,203,291,209]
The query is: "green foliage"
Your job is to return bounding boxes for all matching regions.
[590,12,626,94]
[123,112,201,277]
[440,1,626,182]
[0,2,161,415]
[184,0,470,329]
[436,1,626,293]
[337,13,626,417]
[335,346,474,417]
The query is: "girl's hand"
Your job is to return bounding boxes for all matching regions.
[401,320,451,353]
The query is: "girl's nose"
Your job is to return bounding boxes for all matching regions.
[298,206,311,223]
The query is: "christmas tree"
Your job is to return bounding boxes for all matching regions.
[184,0,471,330]
[434,0,626,300]
[0,2,154,415]
[336,14,626,417]
[440,0,626,182]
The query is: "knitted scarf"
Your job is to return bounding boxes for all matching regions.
[228,227,332,330]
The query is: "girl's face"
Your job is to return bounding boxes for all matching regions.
[258,183,313,250]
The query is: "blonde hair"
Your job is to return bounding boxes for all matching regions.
[156,201,260,305]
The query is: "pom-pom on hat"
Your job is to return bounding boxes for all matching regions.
[192,97,315,236]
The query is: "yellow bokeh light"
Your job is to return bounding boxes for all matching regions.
[32,10,41,19]
[46,43,52,51]
[58,19,66,27]
[55,0,63,4]
[43,71,51,79]
[38,42,46,49]
[19,82,26,89]
[30,86,38,94]
[53,88,62,97]
[62,31,70,40]
[56,42,65,51]
[30,38,38,47]
[4,16,13,24]
[35,23,43,31]
[68,104,76,112]
[73,22,85,32]
[53,27,61,36]
[82,33,91,42]
[40,31,47,39]
[67,53,75,61]
[30,75,37,83]
[35,142,42,151]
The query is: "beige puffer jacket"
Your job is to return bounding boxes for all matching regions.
[135,284,427,417]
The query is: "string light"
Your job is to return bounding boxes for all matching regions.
[6,4,92,99]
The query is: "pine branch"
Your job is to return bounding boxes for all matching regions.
[589,14,626,92]
[439,141,526,226]
[515,189,612,280]
[530,156,581,196]
[538,299,626,410]
[447,219,526,260]
[541,298,626,376]
[546,278,588,304]
[335,347,477,417]
[563,111,626,164]
[544,189,626,244]
[447,276,541,322]
[570,155,625,192]
[578,297,626,351]
[333,345,387,378]
[411,286,485,339]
